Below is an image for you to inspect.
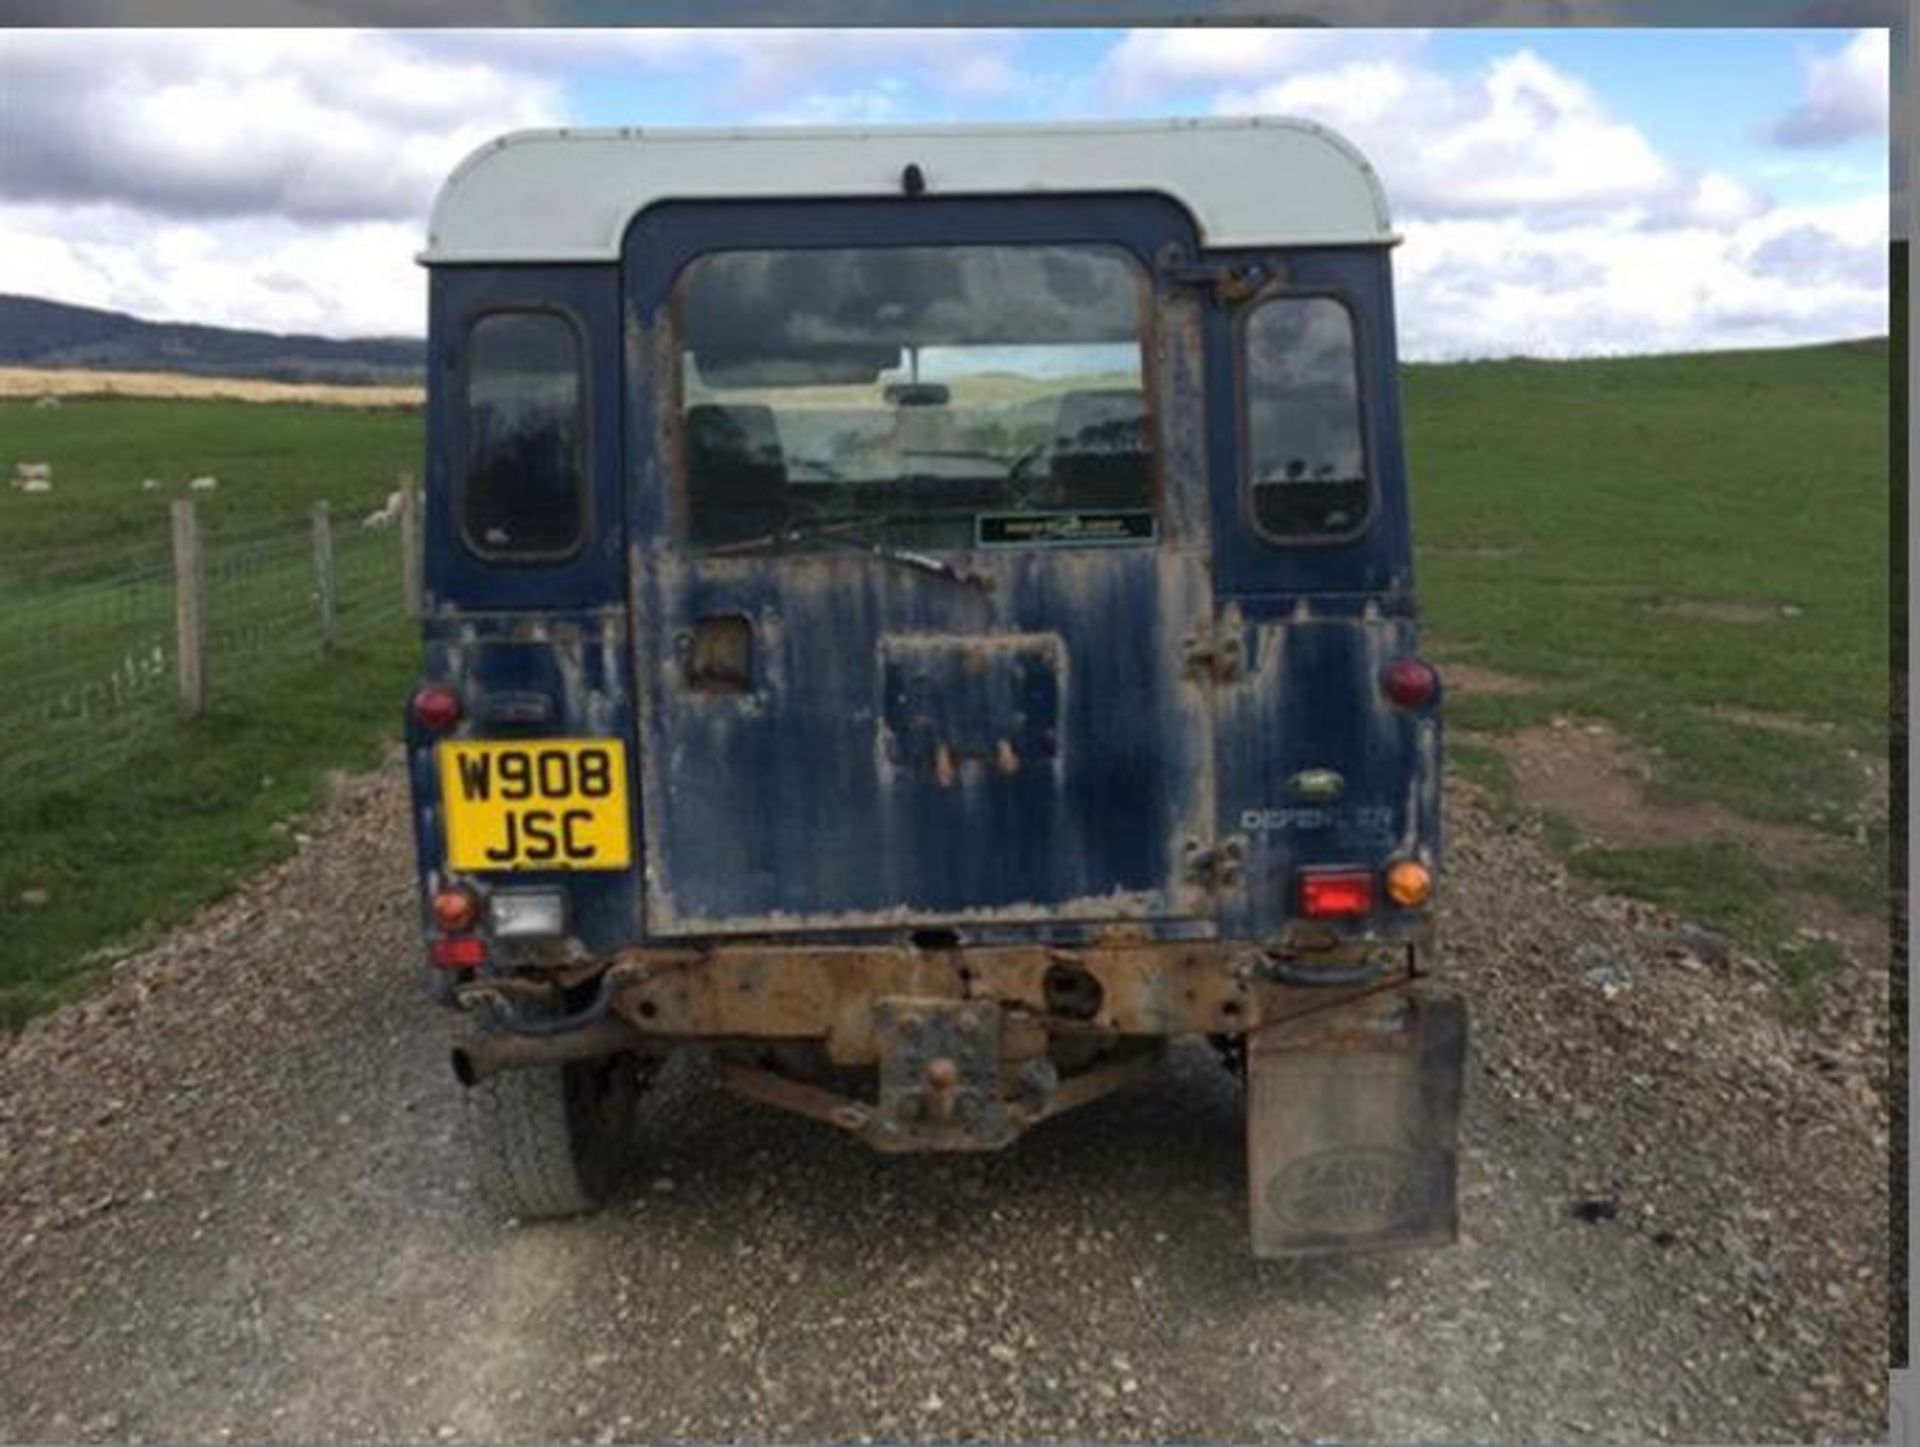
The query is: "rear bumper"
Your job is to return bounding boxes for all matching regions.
[456,936,1424,1062]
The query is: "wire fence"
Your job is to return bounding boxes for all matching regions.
[0,487,421,796]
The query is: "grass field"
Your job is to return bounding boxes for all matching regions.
[2,397,419,584]
[1,398,422,1025]
[0,338,1893,1025]
[1410,341,1888,732]
[1406,338,1891,982]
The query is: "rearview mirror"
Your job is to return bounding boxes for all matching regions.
[884,383,951,407]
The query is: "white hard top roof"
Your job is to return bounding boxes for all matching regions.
[420,117,1395,265]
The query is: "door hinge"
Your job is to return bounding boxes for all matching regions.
[1158,249,1271,305]
[1182,628,1244,683]
[1182,835,1246,889]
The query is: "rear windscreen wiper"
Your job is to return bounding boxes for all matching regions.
[819,533,993,591]
[702,511,889,557]
[703,513,993,592]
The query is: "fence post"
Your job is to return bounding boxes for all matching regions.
[170,498,206,717]
[312,500,338,653]
[398,471,422,619]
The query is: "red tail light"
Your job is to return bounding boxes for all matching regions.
[411,684,462,733]
[1299,869,1375,919]
[432,888,478,933]
[1382,658,1439,710]
[430,936,486,970]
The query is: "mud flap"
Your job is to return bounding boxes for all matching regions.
[1246,988,1467,1258]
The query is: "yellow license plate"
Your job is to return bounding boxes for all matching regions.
[439,739,631,871]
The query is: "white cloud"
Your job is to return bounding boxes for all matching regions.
[754,80,921,128]
[1674,171,1771,229]
[0,29,560,222]
[1746,223,1885,289]
[1172,39,1888,356]
[0,28,561,337]
[1215,49,1700,223]
[0,28,1034,339]
[1100,28,1425,103]
[1393,195,1887,360]
[0,199,426,337]
[0,28,1893,358]
[1767,29,1890,147]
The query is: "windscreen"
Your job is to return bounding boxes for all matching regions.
[671,244,1158,552]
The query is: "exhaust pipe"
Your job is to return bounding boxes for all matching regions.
[451,1016,644,1086]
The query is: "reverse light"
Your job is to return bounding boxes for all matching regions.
[410,683,462,733]
[429,936,486,970]
[490,888,566,941]
[1384,860,1434,909]
[432,887,479,933]
[1299,868,1375,919]
[1381,657,1439,710]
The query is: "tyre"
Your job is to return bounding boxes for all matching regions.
[466,1049,647,1219]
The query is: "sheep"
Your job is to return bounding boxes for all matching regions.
[140,478,161,491]
[19,478,52,494]
[360,488,405,528]
[14,461,51,482]
[187,475,219,492]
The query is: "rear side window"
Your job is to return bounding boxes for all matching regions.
[464,310,585,558]
[1243,296,1369,542]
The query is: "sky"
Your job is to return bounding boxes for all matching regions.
[0,26,1893,360]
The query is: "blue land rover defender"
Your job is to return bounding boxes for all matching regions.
[407,119,1464,1256]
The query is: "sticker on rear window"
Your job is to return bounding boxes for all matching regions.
[976,510,1156,548]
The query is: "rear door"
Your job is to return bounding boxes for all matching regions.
[623,195,1219,937]
[1199,248,1437,945]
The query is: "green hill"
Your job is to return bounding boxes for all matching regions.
[0,294,423,386]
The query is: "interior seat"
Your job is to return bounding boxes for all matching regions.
[1046,389,1152,509]
[684,403,791,547]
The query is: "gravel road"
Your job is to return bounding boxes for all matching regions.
[0,756,1891,1444]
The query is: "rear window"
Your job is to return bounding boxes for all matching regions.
[670,244,1158,553]
[464,310,586,558]
[1242,296,1369,542]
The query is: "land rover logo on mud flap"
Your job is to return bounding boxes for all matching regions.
[1265,1148,1437,1234]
